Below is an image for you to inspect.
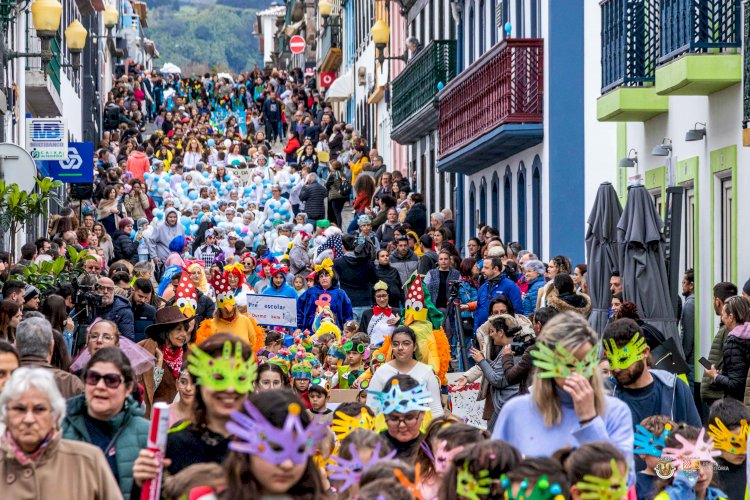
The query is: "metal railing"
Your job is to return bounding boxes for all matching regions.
[391,40,456,129]
[319,21,341,59]
[438,38,543,158]
[600,0,659,93]
[659,0,741,63]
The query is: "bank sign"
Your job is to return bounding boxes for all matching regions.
[27,118,68,161]
[45,142,94,183]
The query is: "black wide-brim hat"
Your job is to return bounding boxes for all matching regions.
[144,306,195,341]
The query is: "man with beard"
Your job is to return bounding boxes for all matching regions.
[95,276,135,341]
[604,318,700,429]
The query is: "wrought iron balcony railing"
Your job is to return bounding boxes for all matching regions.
[438,38,543,158]
[600,0,658,93]
[659,0,741,63]
[391,40,456,129]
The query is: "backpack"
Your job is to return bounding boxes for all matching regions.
[339,176,352,198]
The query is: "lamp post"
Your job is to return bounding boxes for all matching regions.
[371,18,407,65]
[62,18,87,72]
[1,0,87,143]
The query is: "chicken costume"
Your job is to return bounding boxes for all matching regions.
[377,273,451,385]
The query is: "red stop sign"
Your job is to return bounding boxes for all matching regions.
[290,35,306,54]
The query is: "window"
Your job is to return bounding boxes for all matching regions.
[532,157,541,256]
[517,165,527,249]
[469,182,477,237]
[439,171,446,210]
[683,186,696,272]
[479,178,488,227]
[420,150,427,199]
[479,0,486,55]
[420,11,426,48]
[502,0,510,38]
[530,0,540,37]
[468,4,475,63]
[450,172,456,215]
[503,168,512,243]
[515,0,524,38]
[490,0,497,45]
[428,0,434,41]
[438,0,445,39]
[491,173,500,229]
[650,189,663,219]
[720,177,733,282]
[429,149,436,213]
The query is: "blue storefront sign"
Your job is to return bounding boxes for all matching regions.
[45,142,94,183]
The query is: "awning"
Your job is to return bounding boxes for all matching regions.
[326,70,353,102]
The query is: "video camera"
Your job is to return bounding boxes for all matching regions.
[509,327,535,356]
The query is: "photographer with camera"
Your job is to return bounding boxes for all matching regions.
[424,251,460,341]
[454,315,522,430]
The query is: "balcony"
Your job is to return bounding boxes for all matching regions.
[25,33,63,117]
[319,22,342,73]
[436,38,543,174]
[597,0,667,122]
[655,0,741,96]
[391,40,456,145]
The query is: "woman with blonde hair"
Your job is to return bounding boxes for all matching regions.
[491,311,635,484]
[187,262,210,295]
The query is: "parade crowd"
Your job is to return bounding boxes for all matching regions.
[0,66,747,500]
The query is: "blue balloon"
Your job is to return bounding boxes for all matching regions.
[504,22,512,36]
[156,212,164,220]
[437,81,444,91]
[181,181,189,189]
[188,191,198,200]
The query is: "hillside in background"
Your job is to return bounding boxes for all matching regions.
[145,0,273,74]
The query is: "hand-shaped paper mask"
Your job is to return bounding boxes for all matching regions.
[708,418,749,455]
[434,440,465,474]
[326,442,397,492]
[603,332,648,370]
[226,401,327,465]
[370,379,432,414]
[531,342,599,379]
[331,409,375,441]
[634,423,671,457]
[188,340,257,393]
[394,463,423,500]
[575,459,628,500]
[662,427,721,464]
[500,474,565,500]
[457,462,492,500]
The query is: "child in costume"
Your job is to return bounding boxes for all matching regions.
[308,377,333,421]
[338,338,367,389]
[561,442,629,500]
[327,429,395,499]
[652,425,726,500]
[377,273,450,385]
[296,258,353,331]
[437,440,522,500]
[218,390,329,497]
[634,415,674,500]
[291,361,313,409]
[195,268,264,352]
[707,398,749,500]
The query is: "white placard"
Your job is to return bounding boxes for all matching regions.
[26,118,68,160]
[246,294,297,328]
[447,372,487,429]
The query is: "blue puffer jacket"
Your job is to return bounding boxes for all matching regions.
[62,395,149,500]
[474,274,523,333]
[262,281,299,299]
[297,284,353,330]
[522,276,546,316]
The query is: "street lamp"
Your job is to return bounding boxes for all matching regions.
[685,123,706,142]
[371,19,406,65]
[619,149,638,169]
[30,0,63,72]
[63,18,87,71]
[651,138,672,157]
[318,0,332,19]
[103,3,119,32]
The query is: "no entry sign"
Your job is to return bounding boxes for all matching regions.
[290,35,306,54]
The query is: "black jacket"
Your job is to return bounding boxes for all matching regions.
[300,182,328,220]
[131,302,156,343]
[375,264,404,309]
[404,202,427,235]
[112,230,138,264]
[715,324,750,401]
[98,295,135,341]
[194,291,216,337]
[334,254,377,308]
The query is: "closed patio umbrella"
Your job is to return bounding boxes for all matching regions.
[586,182,622,336]
[616,184,682,358]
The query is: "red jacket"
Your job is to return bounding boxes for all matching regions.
[126,151,150,181]
[353,192,370,212]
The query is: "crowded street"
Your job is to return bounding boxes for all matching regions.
[0,0,749,499]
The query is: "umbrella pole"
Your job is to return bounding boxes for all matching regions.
[665,186,684,320]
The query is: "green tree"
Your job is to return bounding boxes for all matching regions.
[0,177,63,259]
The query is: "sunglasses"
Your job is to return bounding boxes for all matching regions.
[85,370,124,389]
